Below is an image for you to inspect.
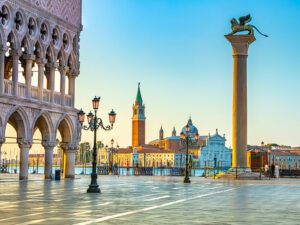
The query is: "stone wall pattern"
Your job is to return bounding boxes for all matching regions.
[24,0,81,27]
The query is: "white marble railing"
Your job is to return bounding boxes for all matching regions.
[31,86,38,99]
[65,95,72,107]
[4,79,12,95]
[43,89,51,102]
[2,79,73,108]
[18,83,26,98]
[54,92,61,105]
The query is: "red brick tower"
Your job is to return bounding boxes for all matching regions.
[132,83,145,148]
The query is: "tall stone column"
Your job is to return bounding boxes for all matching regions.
[24,55,35,98]
[46,62,57,103]
[0,138,5,167]
[68,74,76,107]
[0,46,6,94]
[18,140,32,180]
[62,144,78,179]
[37,58,46,101]
[59,66,67,106]
[42,141,56,179]
[11,50,21,97]
[225,35,255,168]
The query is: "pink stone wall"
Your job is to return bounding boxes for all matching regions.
[24,0,81,27]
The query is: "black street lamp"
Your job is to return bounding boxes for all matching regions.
[77,96,116,193]
[180,124,199,183]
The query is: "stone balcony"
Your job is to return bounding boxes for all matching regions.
[3,79,73,108]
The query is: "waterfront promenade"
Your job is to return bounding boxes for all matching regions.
[0,174,299,224]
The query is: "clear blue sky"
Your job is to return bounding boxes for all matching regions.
[76,0,300,148]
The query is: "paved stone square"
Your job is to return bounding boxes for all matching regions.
[0,175,300,224]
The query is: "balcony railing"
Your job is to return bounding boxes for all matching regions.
[18,83,26,98]
[43,89,51,102]
[54,92,61,105]
[4,79,12,95]
[65,95,72,107]
[31,86,38,100]
[2,79,73,108]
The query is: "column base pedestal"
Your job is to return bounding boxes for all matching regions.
[87,184,101,193]
[183,177,191,183]
[216,167,266,180]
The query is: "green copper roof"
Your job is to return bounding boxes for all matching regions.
[135,82,143,103]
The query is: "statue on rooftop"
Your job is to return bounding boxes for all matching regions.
[228,14,268,37]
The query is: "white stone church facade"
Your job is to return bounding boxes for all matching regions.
[199,130,232,169]
[0,0,82,179]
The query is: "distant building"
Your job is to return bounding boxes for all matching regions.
[29,154,61,165]
[132,83,146,148]
[199,130,232,168]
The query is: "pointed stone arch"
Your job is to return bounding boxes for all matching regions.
[55,114,74,143]
[46,44,56,63]
[7,30,20,50]
[67,51,76,72]
[34,40,45,59]
[3,105,30,140]
[32,110,54,142]
[57,49,67,67]
[21,34,33,55]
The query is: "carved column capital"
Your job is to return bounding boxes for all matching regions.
[36,58,47,66]
[17,139,32,149]
[61,143,79,153]
[22,54,36,61]
[42,141,57,148]
[58,66,69,74]
[46,62,59,69]
[10,49,23,58]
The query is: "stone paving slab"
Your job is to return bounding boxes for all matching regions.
[0,175,299,224]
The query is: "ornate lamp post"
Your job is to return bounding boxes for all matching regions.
[77,96,116,193]
[180,124,199,183]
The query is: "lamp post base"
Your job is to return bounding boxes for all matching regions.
[183,177,191,183]
[87,184,101,193]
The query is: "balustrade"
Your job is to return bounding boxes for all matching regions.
[4,79,12,95]
[2,79,73,107]
[43,89,51,103]
[65,95,72,107]
[54,92,61,105]
[31,86,38,99]
[18,83,26,98]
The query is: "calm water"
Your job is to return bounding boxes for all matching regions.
[4,166,219,177]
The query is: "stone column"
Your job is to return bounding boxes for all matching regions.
[68,74,76,107]
[23,55,35,98]
[42,141,56,179]
[59,66,68,106]
[0,138,5,167]
[37,58,46,101]
[11,50,21,97]
[225,35,256,168]
[0,46,6,94]
[61,144,78,179]
[18,140,32,180]
[46,62,57,103]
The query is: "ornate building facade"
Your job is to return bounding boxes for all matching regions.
[132,83,145,148]
[0,0,82,179]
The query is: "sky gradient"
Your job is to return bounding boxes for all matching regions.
[76,0,300,148]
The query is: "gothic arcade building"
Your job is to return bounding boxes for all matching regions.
[0,0,82,179]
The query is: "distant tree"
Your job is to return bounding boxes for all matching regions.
[265,143,279,147]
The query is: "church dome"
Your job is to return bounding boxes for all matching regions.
[181,117,198,136]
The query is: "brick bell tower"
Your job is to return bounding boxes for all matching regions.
[132,83,146,148]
